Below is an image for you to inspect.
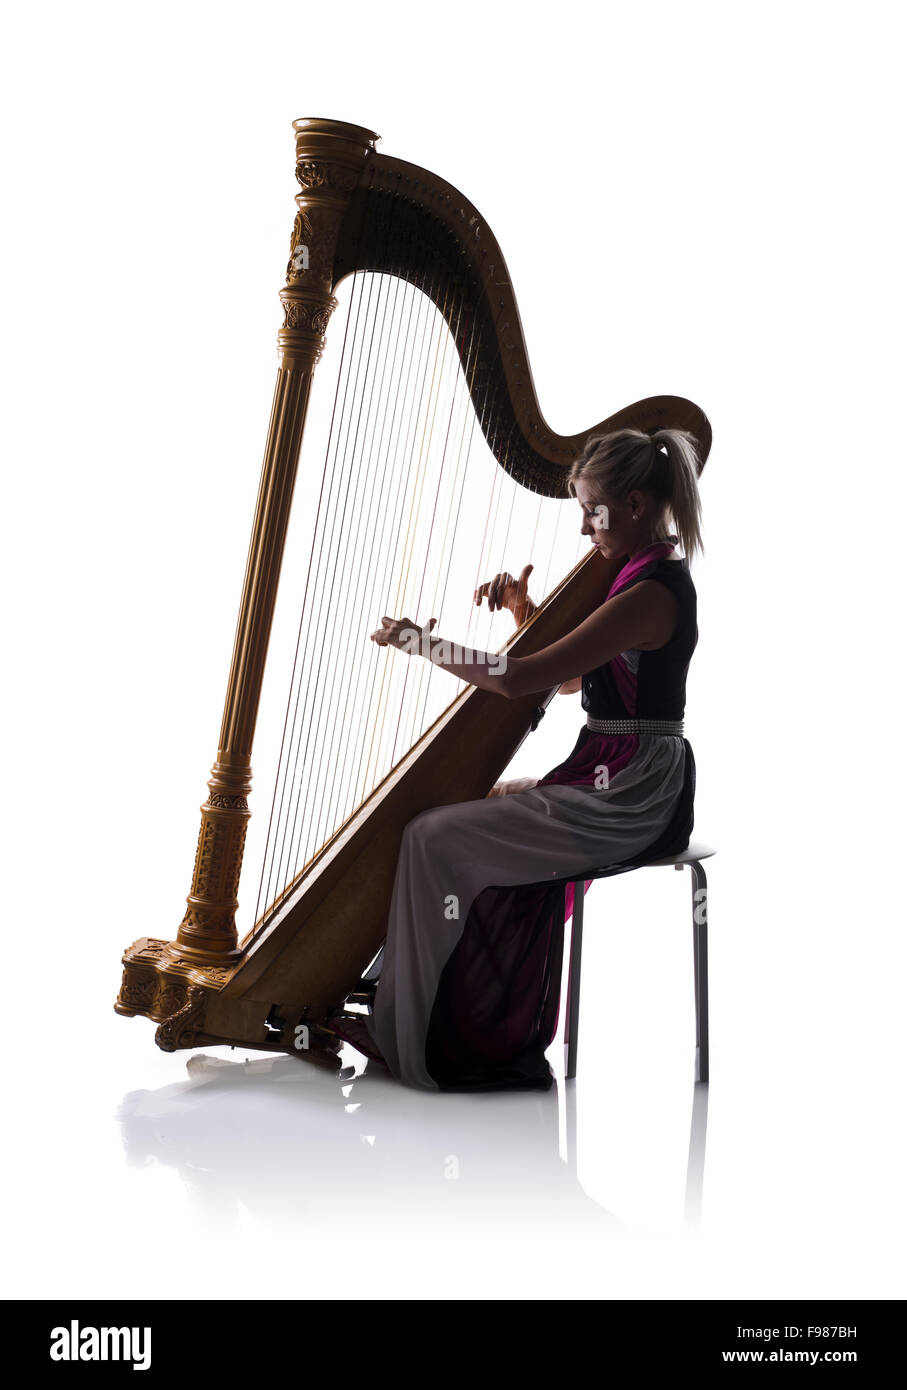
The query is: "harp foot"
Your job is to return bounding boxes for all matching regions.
[155,985,208,1053]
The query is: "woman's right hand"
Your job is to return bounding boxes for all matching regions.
[474,563,535,625]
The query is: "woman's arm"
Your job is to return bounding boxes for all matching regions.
[371,580,679,700]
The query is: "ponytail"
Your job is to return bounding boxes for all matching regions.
[568,426,704,559]
[652,427,704,559]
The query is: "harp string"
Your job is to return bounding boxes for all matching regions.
[350,286,461,811]
[359,288,493,814]
[321,270,422,840]
[332,223,448,819]
[461,405,528,652]
[394,283,518,768]
[539,490,566,606]
[405,305,484,756]
[321,264,484,865]
[255,278,364,926]
[273,266,380,903]
[399,248,523,725]
[373,265,534,782]
[276,198,451,899]
[466,434,510,652]
[384,277,455,767]
[304,264,408,862]
[482,454,521,653]
[413,343,505,745]
[284,180,419,890]
[348,280,446,808]
[247,208,584,936]
[387,276,468,771]
[465,440,505,649]
[322,257,454,852]
[257,168,394,922]
[251,258,367,936]
[349,279,440,813]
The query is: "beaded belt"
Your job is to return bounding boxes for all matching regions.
[586,715,684,736]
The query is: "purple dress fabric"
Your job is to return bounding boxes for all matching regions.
[363,541,698,1091]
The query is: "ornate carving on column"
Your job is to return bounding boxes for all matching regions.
[277,291,338,366]
[174,755,251,961]
[278,119,377,369]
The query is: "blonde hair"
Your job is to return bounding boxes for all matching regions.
[568,427,704,558]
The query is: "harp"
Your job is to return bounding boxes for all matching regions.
[115,119,712,1063]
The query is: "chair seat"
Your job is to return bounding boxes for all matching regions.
[580,840,716,881]
[646,840,716,868]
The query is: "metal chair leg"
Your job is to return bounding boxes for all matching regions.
[564,878,584,1080]
[689,860,709,1083]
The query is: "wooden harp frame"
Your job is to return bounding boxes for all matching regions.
[115,118,712,1061]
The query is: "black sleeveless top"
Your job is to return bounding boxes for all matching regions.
[581,556,698,722]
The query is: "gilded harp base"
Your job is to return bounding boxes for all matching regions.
[114,938,343,1068]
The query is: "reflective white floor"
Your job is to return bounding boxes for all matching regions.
[5,856,904,1302]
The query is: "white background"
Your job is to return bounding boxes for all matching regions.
[2,0,905,1301]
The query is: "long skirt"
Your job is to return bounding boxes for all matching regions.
[364,727,696,1091]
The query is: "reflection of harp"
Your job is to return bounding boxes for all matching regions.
[115,119,712,1060]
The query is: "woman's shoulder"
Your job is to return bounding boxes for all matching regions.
[624,559,697,635]
[628,555,695,590]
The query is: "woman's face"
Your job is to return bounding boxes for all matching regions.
[574,480,639,560]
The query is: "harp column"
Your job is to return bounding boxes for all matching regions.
[174,119,379,965]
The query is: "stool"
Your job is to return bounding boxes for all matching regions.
[562,842,715,1083]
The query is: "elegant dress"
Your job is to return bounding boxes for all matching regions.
[361,539,698,1091]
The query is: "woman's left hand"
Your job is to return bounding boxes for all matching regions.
[370,615,437,652]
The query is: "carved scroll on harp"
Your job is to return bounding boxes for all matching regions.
[115,118,712,1059]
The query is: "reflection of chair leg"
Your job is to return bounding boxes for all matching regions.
[563,1071,578,1171]
[683,1079,710,1229]
[564,880,584,1081]
[689,861,709,1083]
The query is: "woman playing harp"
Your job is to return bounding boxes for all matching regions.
[327,425,704,1090]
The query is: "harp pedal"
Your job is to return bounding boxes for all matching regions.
[264,1004,287,1039]
[263,1005,341,1057]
